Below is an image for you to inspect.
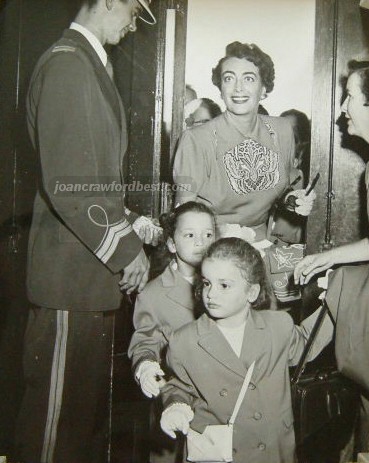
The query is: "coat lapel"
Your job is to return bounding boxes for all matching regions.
[197,316,247,378]
[62,29,122,127]
[239,310,269,382]
[161,263,195,311]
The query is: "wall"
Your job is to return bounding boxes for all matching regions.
[185,0,316,117]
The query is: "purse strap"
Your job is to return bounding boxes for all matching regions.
[291,300,330,385]
[228,361,255,425]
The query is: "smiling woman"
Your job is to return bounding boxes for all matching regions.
[174,41,315,243]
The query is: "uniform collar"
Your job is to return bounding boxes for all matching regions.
[70,22,107,66]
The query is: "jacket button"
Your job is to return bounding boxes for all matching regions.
[219,389,228,397]
[258,443,266,451]
[254,412,262,420]
[248,382,256,390]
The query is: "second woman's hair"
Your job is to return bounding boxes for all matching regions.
[212,41,275,93]
[348,60,369,105]
[204,237,272,310]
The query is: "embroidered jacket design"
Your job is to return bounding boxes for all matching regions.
[223,138,280,194]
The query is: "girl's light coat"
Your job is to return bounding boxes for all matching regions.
[162,308,334,463]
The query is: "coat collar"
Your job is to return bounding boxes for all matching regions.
[209,113,277,159]
[61,29,122,127]
[160,261,196,310]
[196,310,268,380]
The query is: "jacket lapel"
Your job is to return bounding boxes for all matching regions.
[62,29,122,127]
[239,310,269,382]
[161,263,195,311]
[197,316,247,378]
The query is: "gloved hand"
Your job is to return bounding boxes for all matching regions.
[133,216,163,246]
[160,403,194,439]
[285,188,316,216]
[136,361,165,398]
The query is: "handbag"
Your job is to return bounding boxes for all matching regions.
[291,300,359,445]
[266,240,305,302]
[186,361,255,463]
[265,175,306,303]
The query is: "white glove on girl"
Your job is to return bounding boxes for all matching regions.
[160,403,194,439]
[136,361,165,398]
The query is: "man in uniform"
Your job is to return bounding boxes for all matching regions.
[15,1,157,462]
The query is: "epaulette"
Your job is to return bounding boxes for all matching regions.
[52,45,76,53]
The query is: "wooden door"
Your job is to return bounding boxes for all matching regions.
[308,0,369,253]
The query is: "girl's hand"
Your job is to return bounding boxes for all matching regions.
[137,361,165,398]
[294,251,335,285]
[133,216,163,246]
[160,403,194,439]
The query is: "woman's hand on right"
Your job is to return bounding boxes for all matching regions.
[160,404,194,439]
[294,251,336,285]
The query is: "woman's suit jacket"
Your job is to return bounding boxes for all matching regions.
[128,262,200,374]
[26,29,142,311]
[162,308,334,463]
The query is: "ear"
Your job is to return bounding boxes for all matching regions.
[247,284,260,303]
[167,237,176,254]
[260,86,267,100]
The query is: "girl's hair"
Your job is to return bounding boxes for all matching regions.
[159,201,215,243]
[204,237,272,310]
[150,202,215,279]
[212,41,275,93]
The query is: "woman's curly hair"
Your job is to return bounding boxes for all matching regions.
[212,41,275,94]
[348,60,369,106]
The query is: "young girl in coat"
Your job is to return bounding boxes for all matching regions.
[160,237,334,463]
[128,201,216,462]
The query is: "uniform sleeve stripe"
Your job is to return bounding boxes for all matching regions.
[95,220,132,263]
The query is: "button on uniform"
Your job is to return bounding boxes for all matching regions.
[219,388,228,397]
[258,443,266,451]
[248,382,256,390]
[253,412,262,420]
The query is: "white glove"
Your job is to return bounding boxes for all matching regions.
[317,269,334,300]
[133,216,163,246]
[218,223,256,243]
[160,403,194,439]
[136,361,165,398]
[285,189,316,216]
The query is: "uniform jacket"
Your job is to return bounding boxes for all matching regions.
[162,308,334,463]
[128,262,200,373]
[26,29,142,310]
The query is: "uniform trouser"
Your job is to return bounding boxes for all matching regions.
[14,307,115,463]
